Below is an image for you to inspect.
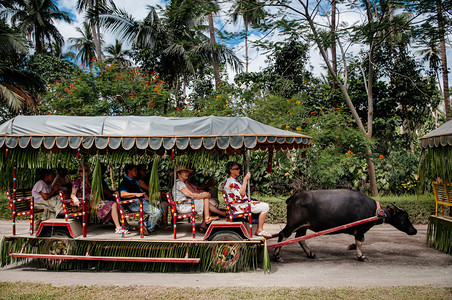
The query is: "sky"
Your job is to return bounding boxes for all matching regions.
[53,0,451,87]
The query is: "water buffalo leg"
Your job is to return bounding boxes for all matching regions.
[295,228,316,259]
[354,233,366,261]
[273,223,300,262]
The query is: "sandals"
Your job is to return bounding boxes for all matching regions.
[115,227,130,234]
[161,225,173,231]
[256,230,272,239]
[124,225,138,231]
[204,216,219,224]
[198,226,208,233]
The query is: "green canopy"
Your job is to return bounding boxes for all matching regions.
[0,115,311,152]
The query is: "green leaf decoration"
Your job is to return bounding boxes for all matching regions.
[427,216,452,255]
[148,155,160,208]
[419,146,452,190]
[0,237,263,272]
[91,155,104,215]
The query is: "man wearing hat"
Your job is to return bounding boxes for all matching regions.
[120,164,162,235]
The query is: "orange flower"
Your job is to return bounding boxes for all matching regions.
[379,154,383,160]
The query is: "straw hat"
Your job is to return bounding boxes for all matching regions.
[174,165,194,174]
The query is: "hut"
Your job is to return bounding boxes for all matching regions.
[419,120,452,254]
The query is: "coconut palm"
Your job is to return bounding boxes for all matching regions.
[104,39,131,67]
[77,0,106,60]
[47,40,75,60]
[0,20,44,113]
[1,0,71,54]
[68,22,101,67]
[231,0,266,73]
[97,0,241,94]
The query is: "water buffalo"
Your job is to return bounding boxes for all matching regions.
[273,189,417,262]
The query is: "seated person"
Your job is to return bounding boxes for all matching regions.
[172,166,220,233]
[137,164,170,230]
[52,167,72,192]
[32,169,64,223]
[70,165,92,213]
[223,161,271,238]
[119,164,162,235]
[187,173,227,218]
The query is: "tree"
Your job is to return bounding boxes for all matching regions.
[1,0,71,54]
[98,0,241,102]
[68,22,99,68]
[0,20,44,116]
[104,39,131,67]
[40,60,170,116]
[413,0,451,121]
[77,0,105,60]
[259,0,423,195]
[230,0,266,73]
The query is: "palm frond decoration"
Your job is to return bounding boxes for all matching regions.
[1,237,263,272]
[91,155,104,215]
[418,146,452,191]
[148,155,160,208]
[427,216,452,255]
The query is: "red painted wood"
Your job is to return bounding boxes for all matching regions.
[267,216,379,250]
[9,253,201,263]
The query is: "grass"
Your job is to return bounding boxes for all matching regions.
[0,193,437,224]
[0,283,450,300]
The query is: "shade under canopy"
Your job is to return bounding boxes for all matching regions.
[0,115,312,151]
[420,120,452,149]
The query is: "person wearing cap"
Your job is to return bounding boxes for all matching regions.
[223,161,271,238]
[120,164,162,235]
[172,165,219,232]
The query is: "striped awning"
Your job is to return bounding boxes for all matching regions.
[0,115,312,151]
[420,120,452,149]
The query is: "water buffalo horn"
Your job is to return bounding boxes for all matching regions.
[391,202,402,211]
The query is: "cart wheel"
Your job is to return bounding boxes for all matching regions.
[209,230,242,270]
[41,229,72,269]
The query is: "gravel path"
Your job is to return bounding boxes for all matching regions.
[0,220,451,287]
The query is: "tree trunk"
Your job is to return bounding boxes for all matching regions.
[244,15,249,73]
[331,0,337,90]
[437,0,450,120]
[304,2,379,196]
[208,13,220,88]
[35,30,42,54]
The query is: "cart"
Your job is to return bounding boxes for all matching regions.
[0,115,312,272]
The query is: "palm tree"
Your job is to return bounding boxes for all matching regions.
[68,22,100,67]
[0,20,44,113]
[1,0,71,54]
[98,1,241,86]
[231,0,266,73]
[77,0,106,60]
[104,39,131,67]
[47,40,75,60]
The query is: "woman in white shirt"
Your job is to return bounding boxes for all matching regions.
[223,161,271,238]
[173,166,219,232]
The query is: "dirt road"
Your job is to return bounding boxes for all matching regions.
[0,220,450,287]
